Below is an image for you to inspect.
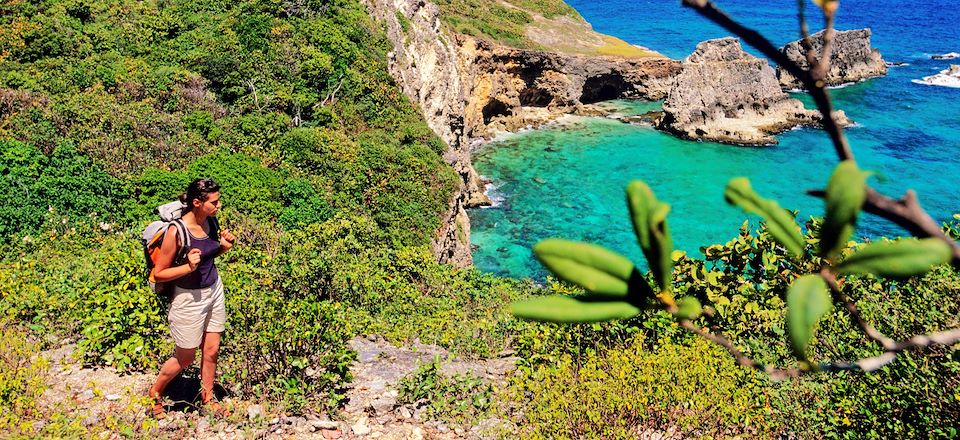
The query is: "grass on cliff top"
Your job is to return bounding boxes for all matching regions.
[435,0,544,48]
[435,0,662,58]
[596,36,661,58]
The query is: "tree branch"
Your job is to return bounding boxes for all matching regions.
[677,0,960,378]
[819,268,896,350]
[679,320,802,380]
[808,188,960,268]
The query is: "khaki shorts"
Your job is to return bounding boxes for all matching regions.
[168,278,226,349]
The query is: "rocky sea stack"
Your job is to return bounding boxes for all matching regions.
[778,28,887,88]
[658,37,843,145]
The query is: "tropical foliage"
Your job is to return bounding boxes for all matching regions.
[0,0,957,437]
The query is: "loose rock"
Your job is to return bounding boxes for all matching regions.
[246,404,263,422]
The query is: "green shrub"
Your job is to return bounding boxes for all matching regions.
[186,151,285,222]
[222,291,355,413]
[511,220,960,438]
[273,127,359,177]
[508,336,775,438]
[215,112,290,157]
[0,140,120,242]
[398,357,494,426]
[277,178,335,230]
[0,325,50,436]
[75,235,170,372]
[119,167,191,224]
[356,137,457,247]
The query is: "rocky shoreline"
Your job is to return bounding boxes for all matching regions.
[363,0,678,267]
[913,64,960,88]
[363,0,886,265]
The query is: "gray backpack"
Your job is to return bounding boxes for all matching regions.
[142,201,192,297]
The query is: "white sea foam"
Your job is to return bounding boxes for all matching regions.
[931,52,960,60]
[912,65,960,88]
[481,180,505,208]
[827,81,857,89]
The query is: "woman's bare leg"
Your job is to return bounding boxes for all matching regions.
[148,347,197,416]
[199,332,222,403]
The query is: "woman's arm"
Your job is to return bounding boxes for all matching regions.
[153,225,200,282]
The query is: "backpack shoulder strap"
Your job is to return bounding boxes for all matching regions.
[208,216,220,243]
[172,219,190,264]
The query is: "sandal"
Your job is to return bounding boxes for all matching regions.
[201,400,232,417]
[147,389,166,419]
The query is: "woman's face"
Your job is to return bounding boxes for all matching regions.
[193,191,222,217]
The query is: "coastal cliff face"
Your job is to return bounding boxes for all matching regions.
[778,29,887,88]
[459,38,679,139]
[362,0,478,267]
[363,0,679,266]
[659,38,834,145]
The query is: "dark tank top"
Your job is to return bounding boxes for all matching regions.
[174,224,221,289]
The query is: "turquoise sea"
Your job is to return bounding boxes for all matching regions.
[469,0,960,279]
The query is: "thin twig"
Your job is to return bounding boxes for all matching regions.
[320,75,346,107]
[678,320,802,380]
[819,269,896,349]
[808,189,960,268]
[819,352,898,372]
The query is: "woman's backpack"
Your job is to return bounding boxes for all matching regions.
[141,201,220,297]
[142,201,191,297]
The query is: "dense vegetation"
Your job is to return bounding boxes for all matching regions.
[0,0,958,438]
[0,0,528,433]
[432,0,580,49]
[505,219,960,438]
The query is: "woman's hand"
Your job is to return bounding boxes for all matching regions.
[219,229,236,252]
[186,248,202,271]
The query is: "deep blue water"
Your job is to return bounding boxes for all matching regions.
[470,0,960,279]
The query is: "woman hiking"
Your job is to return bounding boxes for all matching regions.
[147,178,236,418]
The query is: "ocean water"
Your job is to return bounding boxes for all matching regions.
[469,0,960,279]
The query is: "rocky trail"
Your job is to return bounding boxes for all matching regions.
[33,336,517,439]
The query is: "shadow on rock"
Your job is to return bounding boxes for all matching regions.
[159,370,229,413]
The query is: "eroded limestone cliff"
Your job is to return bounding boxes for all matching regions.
[659,38,845,145]
[460,37,678,139]
[778,29,887,89]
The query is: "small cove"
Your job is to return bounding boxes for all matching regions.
[470,87,959,280]
[469,0,960,280]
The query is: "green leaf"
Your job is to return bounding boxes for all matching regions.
[723,177,805,257]
[821,161,870,258]
[626,181,674,292]
[674,296,702,320]
[511,295,642,323]
[837,238,953,278]
[534,239,649,299]
[786,275,832,360]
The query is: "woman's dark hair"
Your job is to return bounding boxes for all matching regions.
[179,178,220,211]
